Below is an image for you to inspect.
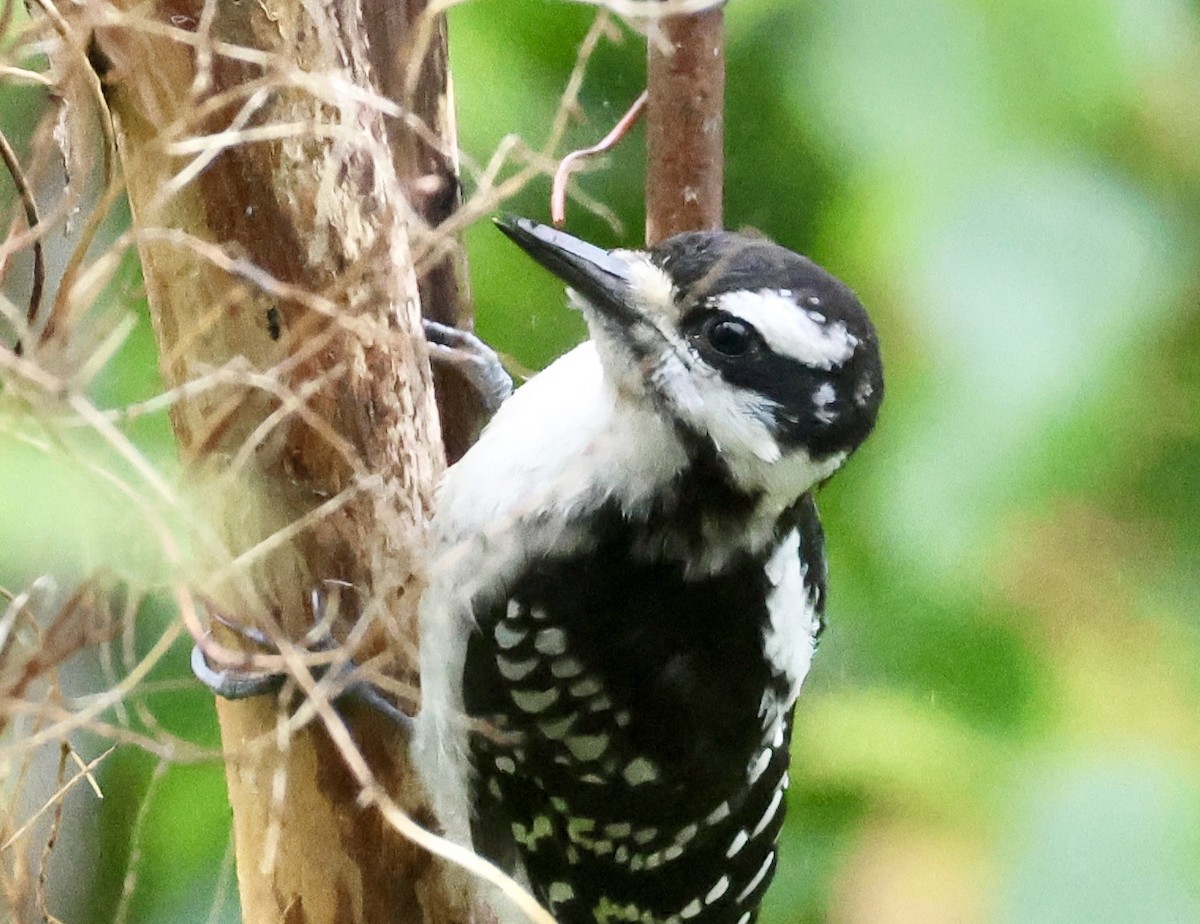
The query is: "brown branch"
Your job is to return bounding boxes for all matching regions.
[645,3,725,244]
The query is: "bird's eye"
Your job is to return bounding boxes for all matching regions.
[702,316,757,357]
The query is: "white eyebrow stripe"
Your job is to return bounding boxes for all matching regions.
[716,289,858,369]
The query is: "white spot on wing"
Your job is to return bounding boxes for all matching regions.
[737,852,775,904]
[548,881,575,903]
[496,654,538,681]
[534,627,568,656]
[538,715,575,739]
[493,621,526,650]
[566,734,610,762]
[750,789,784,840]
[706,801,731,824]
[511,687,559,714]
[705,875,730,904]
[551,656,585,678]
[623,757,660,786]
[569,675,604,698]
[748,746,772,784]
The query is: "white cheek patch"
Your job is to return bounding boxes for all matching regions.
[654,354,782,464]
[716,290,858,369]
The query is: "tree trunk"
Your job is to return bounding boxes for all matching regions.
[70,0,473,919]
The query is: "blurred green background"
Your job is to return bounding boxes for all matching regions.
[3,0,1200,921]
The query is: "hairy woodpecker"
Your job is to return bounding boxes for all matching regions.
[415,216,883,924]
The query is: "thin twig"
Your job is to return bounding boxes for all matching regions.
[0,127,45,332]
[2,746,114,850]
[551,90,646,225]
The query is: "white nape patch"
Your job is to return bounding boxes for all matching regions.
[853,375,875,407]
[717,289,858,369]
[761,529,821,702]
[813,381,838,424]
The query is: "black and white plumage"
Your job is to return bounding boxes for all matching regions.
[415,217,883,924]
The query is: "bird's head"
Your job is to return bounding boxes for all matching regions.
[496,216,883,500]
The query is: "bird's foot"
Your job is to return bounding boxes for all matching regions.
[423,319,514,420]
[190,590,414,735]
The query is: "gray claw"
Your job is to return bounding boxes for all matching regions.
[191,643,285,700]
[423,319,513,418]
[191,632,414,737]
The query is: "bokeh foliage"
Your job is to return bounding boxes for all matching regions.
[2,0,1199,921]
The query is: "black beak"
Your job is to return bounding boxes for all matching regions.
[494,216,634,321]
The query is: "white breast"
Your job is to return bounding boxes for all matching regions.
[414,342,687,849]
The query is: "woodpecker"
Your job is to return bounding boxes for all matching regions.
[415,216,883,924]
